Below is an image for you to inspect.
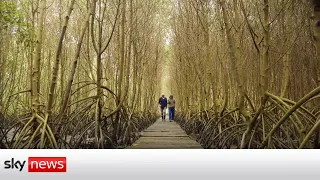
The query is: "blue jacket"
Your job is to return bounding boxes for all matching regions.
[159,97,167,108]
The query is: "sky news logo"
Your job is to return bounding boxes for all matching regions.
[4,157,67,172]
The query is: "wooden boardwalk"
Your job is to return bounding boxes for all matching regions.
[127,118,202,149]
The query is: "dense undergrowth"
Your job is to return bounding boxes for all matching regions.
[0,110,158,149]
[176,93,320,149]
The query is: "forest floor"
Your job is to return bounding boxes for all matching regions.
[127,117,202,149]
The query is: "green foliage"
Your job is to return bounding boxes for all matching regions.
[0,1,32,46]
[0,1,21,29]
[17,22,33,47]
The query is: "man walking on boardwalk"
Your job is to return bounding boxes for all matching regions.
[158,95,167,121]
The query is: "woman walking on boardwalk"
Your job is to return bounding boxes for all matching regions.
[167,95,176,122]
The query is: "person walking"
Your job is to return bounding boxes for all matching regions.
[158,95,167,121]
[167,95,176,122]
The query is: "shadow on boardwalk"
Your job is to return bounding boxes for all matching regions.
[127,118,202,149]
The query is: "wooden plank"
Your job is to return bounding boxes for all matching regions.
[127,118,202,149]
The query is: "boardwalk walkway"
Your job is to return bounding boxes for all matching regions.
[127,118,202,149]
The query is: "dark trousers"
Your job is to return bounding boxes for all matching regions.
[160,107,166,119]
[168,107,175,120]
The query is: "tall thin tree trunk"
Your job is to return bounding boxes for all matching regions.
[312,0,320,148]
[47,0,76,116]
[32,0,46,115]
[57,0,93,126]
[240,0,270,148]
[113,0,126,144]
[219,0,250,120]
